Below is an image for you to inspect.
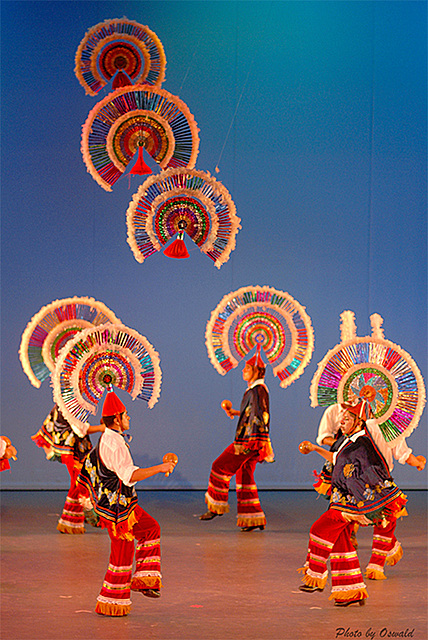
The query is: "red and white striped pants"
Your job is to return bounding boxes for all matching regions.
[205,443,266,527]
[301,509,368,603]
[57,459,85,534]
[366,519,402,579]
[96,508,161,616]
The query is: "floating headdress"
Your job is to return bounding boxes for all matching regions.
[310,311,426,445]
[19,297,120,388]
[206,285,314,388]
[81,86,200,191]
[126,168,241,267]
[75,18,166,96]
[52,323,162,432]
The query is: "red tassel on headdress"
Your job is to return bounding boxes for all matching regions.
[129,145,152,176]
[163,232,190,259]
[112,70,132,90]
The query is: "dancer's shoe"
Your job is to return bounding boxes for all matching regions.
[199,511,222,520]
[140,589,161,598]
[334,598,365,607]
[240,525,265,532]
[298,584,324,593]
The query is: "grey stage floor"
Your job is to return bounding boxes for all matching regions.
[1,490,427,640]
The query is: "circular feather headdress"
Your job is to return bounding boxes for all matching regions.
[81,85,200,191]
[52,322,162,432]
[75,18,167,96]
[19,297,121,388]
[310,311,426,445]
[206,285,314,388]
[126,168,241,268]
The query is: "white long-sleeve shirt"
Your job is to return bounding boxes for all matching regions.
[99,428,139,487]
[316,404,412,471]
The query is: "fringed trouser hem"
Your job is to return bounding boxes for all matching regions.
[237,514,266,527]
[57,521,85,534]
[386,541,403,566]
[95,600,131,617]
[204,492,230,514]
[130,575,162,591]
[366,519,401,578]
[365,565,387,580]
[329,587,368,603]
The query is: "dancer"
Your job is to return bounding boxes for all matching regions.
[77,389,177,617]
[199,347,274,531]
[316,403,426,579]
[298,401,407,606]
[32,405,105,533]
[0,436,17,471]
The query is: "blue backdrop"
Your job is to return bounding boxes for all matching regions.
[1,1,426,490]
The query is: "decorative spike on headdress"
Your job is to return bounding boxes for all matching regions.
[370,313,385,340]
[102,388,126,417]
[340,310,357,343]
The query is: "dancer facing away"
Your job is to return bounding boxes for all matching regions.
[32,405,105,533]
[199,347,274,531]
[0,436,17,472]
[316,403,426,580]
[298,401,407,607]
[77,389,177,617]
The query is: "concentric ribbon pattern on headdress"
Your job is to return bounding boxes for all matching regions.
[19,297,121,388]
[206,285,314,388]
[81,86,200,191]
[310,311,426,445]
[75,18,166,96]
[52,323,162,431]
[126,168,241,268]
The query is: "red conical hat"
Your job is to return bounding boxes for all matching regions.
[102,389,126,417]
[246,344,265,368]
[341,400,372,421]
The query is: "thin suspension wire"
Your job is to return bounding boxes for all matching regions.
[214,2,274,174]
[367,3,376,326]
[179,33,203,94]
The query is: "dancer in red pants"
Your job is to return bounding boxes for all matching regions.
[315,403,425,579]
[199,347,274,531]
[77,389,177,616]
[32,405,105,533]
[298,402,407,606]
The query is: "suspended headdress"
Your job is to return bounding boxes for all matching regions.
[206,285,314,388]
[52,323,162,433]
[19,297,120,388]
[74,18,167,96]
[310,311,426,445]
[81,86,200,191]
[126,168,241,267]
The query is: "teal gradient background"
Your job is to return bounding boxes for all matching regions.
[1,1,426,489]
